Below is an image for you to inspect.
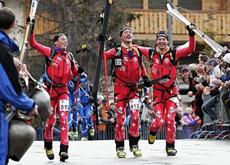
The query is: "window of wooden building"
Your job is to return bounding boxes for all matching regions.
[126,0,143,8]
[178,0,202,10]
[149,0,168,10]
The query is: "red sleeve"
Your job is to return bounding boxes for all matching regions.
[29,33,51,57]
[103,48,116,61]
[175,36,196,61]
[137,46,152,59]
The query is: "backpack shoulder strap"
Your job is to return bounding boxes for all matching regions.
[115,46,122,57]
[110,46,122,80]
[44,49,57,83]
[111,46,122,66]
[169,49,177,65]
[133,47,143,66]
[68,52,74,61]
[46,49,57,66]
[68,52,75,66]
[148,48,156,61]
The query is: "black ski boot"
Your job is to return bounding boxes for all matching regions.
[148,131,156,144]
[129,135,142,157]
[166,143,177,156]
[59,144,69,162]
[44,141,54,160]
[115,141,126,158]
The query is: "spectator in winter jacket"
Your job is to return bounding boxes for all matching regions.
[0,7,37,165]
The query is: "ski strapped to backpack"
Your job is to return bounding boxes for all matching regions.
[111,46,143,80]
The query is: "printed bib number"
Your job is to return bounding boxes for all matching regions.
[115,58,122,66]
[129,99,141,111]
[59,100,69,111]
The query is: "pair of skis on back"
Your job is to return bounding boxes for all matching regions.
[166,2,228,56]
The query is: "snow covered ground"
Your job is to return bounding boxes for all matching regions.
[9,140,230,165]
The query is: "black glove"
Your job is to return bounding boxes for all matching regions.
[78,66,84,74]
[186,24,195,37]
[142,76,152,88]
[98,33,104,42]
[97,33,108,42]
[27,17,35,33]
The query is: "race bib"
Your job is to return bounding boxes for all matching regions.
[59,99,69,111]
[129,99,141,111]
[115,58,122,66]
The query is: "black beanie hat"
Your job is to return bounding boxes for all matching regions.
[156,31,169,40]
[120,26,132,36]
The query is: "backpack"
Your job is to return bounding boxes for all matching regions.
[45,49,74,67]
[149,48,177,65]
[110,46,143,79]
[44,49,74,84]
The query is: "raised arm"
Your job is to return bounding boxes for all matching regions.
[29,33,51,57]
[175,36,196,60]
[175,26,196,60]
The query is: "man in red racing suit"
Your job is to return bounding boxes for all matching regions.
[104,27,151,158]
[139,26,196,156]
[29,32,79,162]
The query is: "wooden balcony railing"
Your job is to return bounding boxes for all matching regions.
[34,10,230,42]
[128,10,230,42]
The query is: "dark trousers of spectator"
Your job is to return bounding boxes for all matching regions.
[36,127,43,141]
[193,93,204,124]
[97,130,107,140]
[106,124,115,140]
[221,90,230,122]
[202,94,219,121]
[176,125,183,139]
